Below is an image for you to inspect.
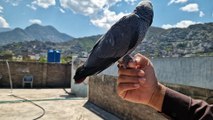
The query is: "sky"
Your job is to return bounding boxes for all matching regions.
[0,0,212,38]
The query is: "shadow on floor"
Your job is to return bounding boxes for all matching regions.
[59,88,77,98]
[83,101,121,120]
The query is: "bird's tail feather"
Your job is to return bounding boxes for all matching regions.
[73,58,119,84]
[73,65,88,84]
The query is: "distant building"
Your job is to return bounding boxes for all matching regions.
[12,55,23,61]
[28,54,40,61]
[40,52,47,57]
[0,54,12,60]
[35,54,40,60]
[28,54,36,60]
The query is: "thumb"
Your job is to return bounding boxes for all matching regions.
[134,53,150,69]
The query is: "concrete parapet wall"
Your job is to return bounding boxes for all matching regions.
[71,56,88,97]
[163,82,213,104]
[88,56,213,119]
[152,57,213,90]
[89,75,167,120]
[0,61,71,88]
[89,75,213,120]
[101,57,213,90]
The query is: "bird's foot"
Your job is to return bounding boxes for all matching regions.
[118,55,133,69]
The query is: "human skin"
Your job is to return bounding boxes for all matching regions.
[117,53,166,111]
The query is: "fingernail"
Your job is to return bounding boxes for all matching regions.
[134,84,140,87]
[135,57,140,62]
[139,78,145,84]
[139,71,144,76]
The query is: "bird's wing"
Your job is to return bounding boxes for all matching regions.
[84,15,139,68]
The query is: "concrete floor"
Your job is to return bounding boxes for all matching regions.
[0,89,120,120]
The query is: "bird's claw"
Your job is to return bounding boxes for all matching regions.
[118,55,133,69]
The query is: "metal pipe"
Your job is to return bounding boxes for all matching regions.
[6,60,13,94]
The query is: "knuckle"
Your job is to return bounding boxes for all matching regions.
[136,70,141,76]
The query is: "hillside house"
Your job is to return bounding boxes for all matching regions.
[12,55,23,61]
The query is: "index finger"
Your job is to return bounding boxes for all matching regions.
[134,54,150,68]
[127,60,138,69]
[118,67,145,77]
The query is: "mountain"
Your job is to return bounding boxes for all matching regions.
[0,24,74,45]
[135,22,213,57]
[0,28,33,45]
[59,35,101,55]
[25,24,73,42]
[0,28,11,33]
[1,22,212,58]
[0,35,101,56]
[62,23,212,57]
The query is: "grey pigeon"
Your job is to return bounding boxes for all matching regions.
[74,0,153,83]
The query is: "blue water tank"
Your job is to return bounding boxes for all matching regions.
[47,50,61,63]
[54,50,61,63]
[48,50,54,62]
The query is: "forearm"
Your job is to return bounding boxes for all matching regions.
[148,82,166,112]
[148,83,213,119]
[162,87,213,120]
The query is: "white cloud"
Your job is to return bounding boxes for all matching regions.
[199,11,205,17]
[168,0,188,5]
[26,4,37,10]
[29,19,42,24]
[180,3,199,12]
[0,6,3,13]
[59,0,121,16]
[90,9,128,29]
[162,20,201,29]
[59,0,129,29]
[161,24,174,29]
[0,16,10,28]
[124,0,137,5]
[59,8,65,13]
[59,0,141,29]
[4,0,22,6]
[32,0,56,9]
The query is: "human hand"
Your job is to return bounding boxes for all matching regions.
[117,53,165,111]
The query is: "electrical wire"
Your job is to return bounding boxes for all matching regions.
[9,94,46,120]
[0,97,84,104]
[6,60,45,120]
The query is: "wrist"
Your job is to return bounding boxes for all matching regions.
[148,82,166,112]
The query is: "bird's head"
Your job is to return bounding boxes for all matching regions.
[134,0,153,26]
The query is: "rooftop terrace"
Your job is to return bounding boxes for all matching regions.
[0,89,120,120]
